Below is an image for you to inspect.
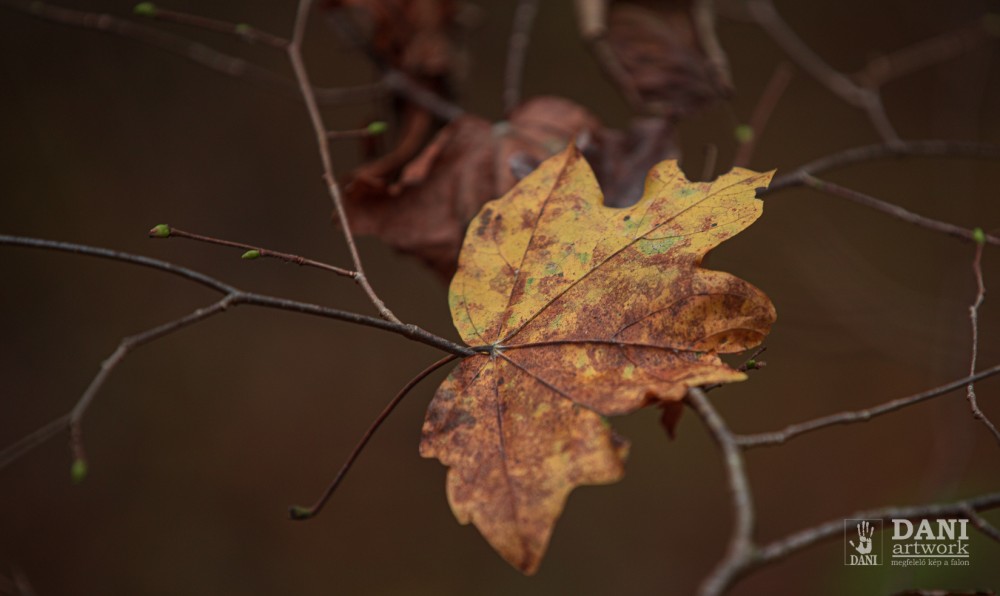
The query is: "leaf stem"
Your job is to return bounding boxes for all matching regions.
[289,354,458,520]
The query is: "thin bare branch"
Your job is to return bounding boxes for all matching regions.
[734,363,1000,448]
[745,0,899,142]
[0,235,469,354]
[69,298,233,467]
[856,21,989,88]
[686,388,755,596]
[692,0,733,93]
[0,414,70,472]
[141,4,289,49]
[0,233,473,474]
[755,492,1000,565]
[798,174,1000,245]
[966,242,1000,443]
[152,226,355,277]
[0,234,237,294]
[1,0,380,105]
[289,354,458,520]
[766,140,1000,193]
[961,504,1000,543]
[287,0,400,323]
[733,62,793,167]
[503,0,541,115]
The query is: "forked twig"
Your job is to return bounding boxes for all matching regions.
[734,363,1000,448]
[150,225,355,277]
[0,234,472,475]
[289,354,459,520]
[686,388,755,596]
[966,241,1000,443]
[287,0,399,323]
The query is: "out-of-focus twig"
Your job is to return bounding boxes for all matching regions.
[0,234,474,475]
[733,62,793,167]
[966,241,1000,444]
[746,0,899,141]
[503,0,541,115]
[287,0,399,323]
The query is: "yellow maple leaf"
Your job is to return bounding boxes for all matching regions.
[420,144,775,574]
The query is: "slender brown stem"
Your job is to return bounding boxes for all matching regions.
[960,505,1000,543]
[2,0,379,105]
[733,62,792,167]
[143,5,289,49]
[289,354,458,520]
[745,0,899,142]
[799,174,1000,246]
[0,233,473,474]
[0,414,70,472]
[686,388,756,596]
[766,140,1000,193]
[153,226,354,277]
[734,363,1000,448]
[503,0,541,115]
[69,298,234,466]
[966,243,1000,444]
[855,21,989,88]
[287,0,400,323]
[754,492,1000,565]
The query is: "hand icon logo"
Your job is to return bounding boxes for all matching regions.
[849,520,875,554]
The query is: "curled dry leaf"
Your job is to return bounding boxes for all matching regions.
[420,144,775,573]
[343,97,604,279]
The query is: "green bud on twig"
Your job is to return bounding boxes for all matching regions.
[235,23,252,36]
[366,121,388,136]
[71,458,88,484]
[972,227,986,246]
[133,2,156,16]
[149,224,171,238]
[734,124,754,144]
[288,505,314,520]
[241,249,261,260]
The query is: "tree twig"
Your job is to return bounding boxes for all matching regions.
[503,0,541,115]
[855,21,990,88]
[754,492,1000,565]
[140,4,289,49]
[733,62,792,167]
[733,363,1000,448]
[287,0,400,323]
[745,0,899,142]
[1,0,381,105]
[150,225,355,277]
[0,233,474,475]
[797,174,1000,246]
[289,354,459,520]
[69,298,234,468]
[686,388,756,596]
[766,140,1000,193]
[966,241,1000,443]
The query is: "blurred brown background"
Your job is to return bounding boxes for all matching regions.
[2,1,999,594]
